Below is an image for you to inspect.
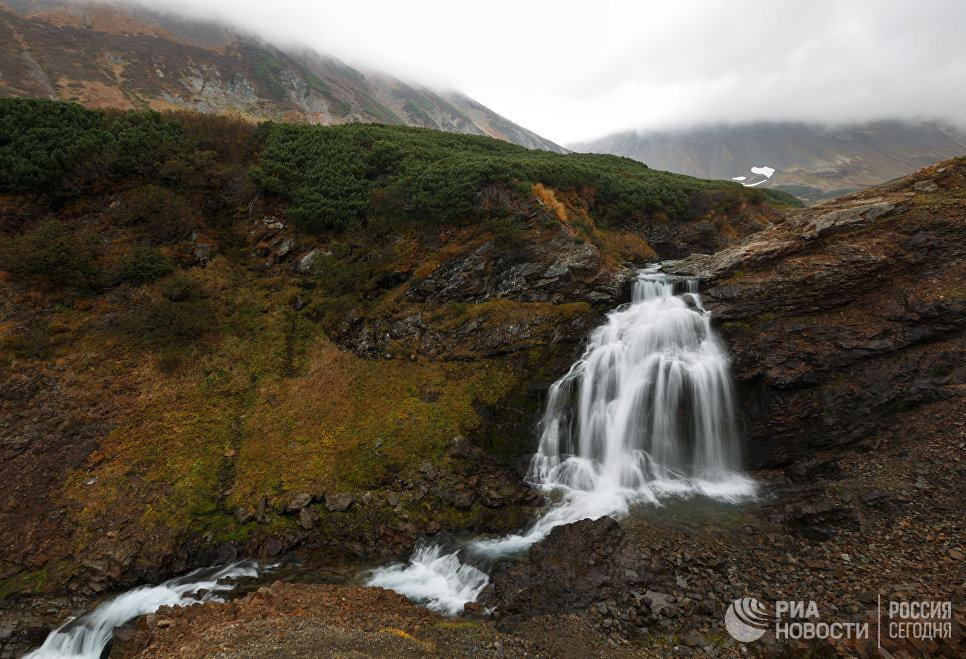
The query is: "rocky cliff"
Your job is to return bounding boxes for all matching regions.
[0,0,564,151]
[663,158,966,469]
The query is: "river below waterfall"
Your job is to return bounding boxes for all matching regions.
[25,268,757,658]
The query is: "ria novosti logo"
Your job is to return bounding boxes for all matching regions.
[725,596,954,645]
[724,598,772,642]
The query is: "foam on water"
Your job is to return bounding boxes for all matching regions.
[366,269,756,612]
[366,544,489,616]
[25,563,260,659]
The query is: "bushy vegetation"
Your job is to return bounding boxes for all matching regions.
[107,246,175,286]
[0,97,257,204]
[248,122,772,231]
[0,98,186,197]
[0,219,99,289]
[128,275,217,351]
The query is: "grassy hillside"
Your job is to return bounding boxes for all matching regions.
[0,98,789,598]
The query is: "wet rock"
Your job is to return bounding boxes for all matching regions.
[325,492,353,512]
[483,516,650,616]
[256,496,267,523]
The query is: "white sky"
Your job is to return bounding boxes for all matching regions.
[124,0,966,145]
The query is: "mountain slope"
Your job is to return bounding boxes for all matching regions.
[0,0,564,152]
[573,121,966,203]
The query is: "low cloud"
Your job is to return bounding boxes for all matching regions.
[120,0,966,143]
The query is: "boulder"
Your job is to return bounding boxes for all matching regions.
[447,435,475,459]
[232,506,255,524]
[325,492,353,512]
[285,491,313,512]
[482,516,649,616]
[298,507,316,530]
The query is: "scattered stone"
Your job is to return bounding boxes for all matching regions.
[453,492,475,510]
[913,180,938,193]
[447,435,475,459]
[325,492,353,512]
[295,250,320,275]
[285,491,313,512]
[232,506,255,524]
[298,507,316,530]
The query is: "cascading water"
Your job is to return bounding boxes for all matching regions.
[26,269,757,654]
[529,269,753,500]
[367,268,755,613]
[24,563,260,659]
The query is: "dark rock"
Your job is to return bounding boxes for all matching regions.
[483,516,650,616]
[696,173,966,468]
[784,458,842,483]
[453,492,475,510]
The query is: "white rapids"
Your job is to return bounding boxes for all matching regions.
[367,268,756,613]
[25,563,260,659]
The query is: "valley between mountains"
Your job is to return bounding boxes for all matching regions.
[0,95,962,658]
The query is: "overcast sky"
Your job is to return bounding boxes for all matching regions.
[127,0,966,145]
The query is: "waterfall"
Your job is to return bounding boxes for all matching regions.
[24,563,260,659]
[367,268,755,613]
[25,269,756,653]
[528,268,752,499]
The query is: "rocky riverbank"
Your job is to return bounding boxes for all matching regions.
[88,159,966,659]
[98,396,964,657]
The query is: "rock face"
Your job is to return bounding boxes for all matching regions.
[481,516,649,616]
[678,159,966,468]
[407,234,630,306]
[338,223,635,360]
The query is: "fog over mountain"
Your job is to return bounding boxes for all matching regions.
[0,0,564,151]
[573,120,966,203]
[8,0,965,144]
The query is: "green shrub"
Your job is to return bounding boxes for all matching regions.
[108,246,174,286]
[129,276,215,350]
[0,220,99,289]
[112,185,198,243]
[0,98,185,197]
[252,122,767,233]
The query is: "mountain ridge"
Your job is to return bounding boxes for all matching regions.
[572,120,966,203]
[0,0,565,152]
